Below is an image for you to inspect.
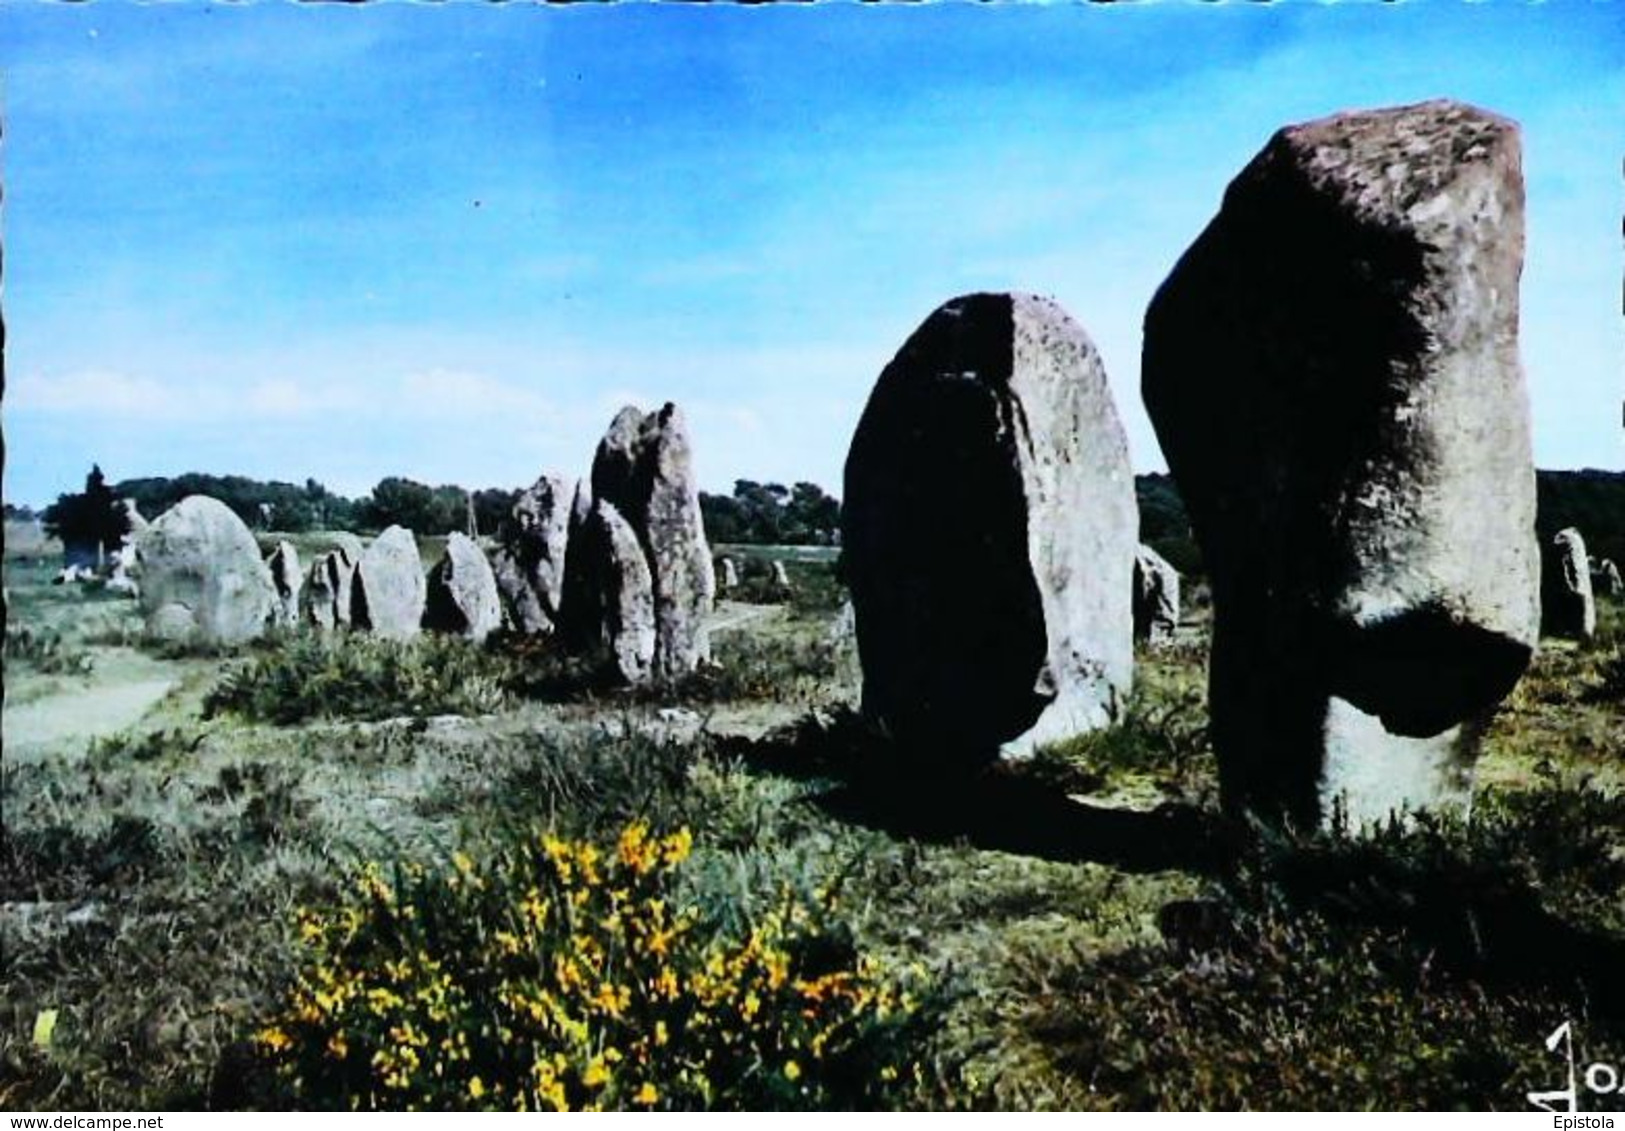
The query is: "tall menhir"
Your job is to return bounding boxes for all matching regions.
[1142,100,1540,829]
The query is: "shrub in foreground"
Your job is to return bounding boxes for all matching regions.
[204,633,507,724]
[256,823,922,1110]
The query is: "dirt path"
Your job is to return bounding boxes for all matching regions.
[708,602,778,634]
[3,649,179,757]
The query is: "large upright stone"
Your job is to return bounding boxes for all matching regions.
[351,526,427,641]
[266,540,302,627]
[1544,528,1597,639]
[497,474,575,634]
[424,532,502,643]
[571,500,657,684]
[136,495,277,646]
[589,404,715,679]
[843,292,1136,764]
[1143,100,1539,829]
[1133,545,1181,647]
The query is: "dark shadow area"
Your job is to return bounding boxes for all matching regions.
[721,705,1625,1017]
[1255,833,1625,1015]
[1324,607,1533,737]
[714,707,1232,876]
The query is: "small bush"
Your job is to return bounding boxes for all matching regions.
[256,823,923,1110]
[204,633,509,724]
[4,624,93,675]
[86,728,205,770]
[654,631,841,706]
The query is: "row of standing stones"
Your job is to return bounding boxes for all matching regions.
[131,404,717,687]
[118,99,1613,833]
[841,99,1612,832]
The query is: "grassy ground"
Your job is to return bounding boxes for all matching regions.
[3,538,1621,1111]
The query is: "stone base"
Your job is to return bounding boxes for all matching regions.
[1319,696,1476,831]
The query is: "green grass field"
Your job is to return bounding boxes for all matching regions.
[3,525,1622,1110]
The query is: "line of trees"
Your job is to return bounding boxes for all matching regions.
[35,468,850,546]
[36,464,1624,570]
[700,480,841,546]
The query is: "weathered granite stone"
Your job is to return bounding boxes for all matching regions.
[571,500,657,684]
[589,404,715,678]
[1543,528,1596,639]
[266,541,302,626]
[769,560,793,597]
[843,291,1136,764]
[715,555,740,593]
[351,525,427,641]
[499,474,575,633]
[1133,545,1181,647]
[136,495,277,646]
[490,545,547,634]
[424,532,503,643]
[1143,100,1539,829]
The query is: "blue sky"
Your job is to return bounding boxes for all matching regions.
[3,1,1621,507]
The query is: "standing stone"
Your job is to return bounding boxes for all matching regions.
[715,555,740,594]
[498,474,575,633]
[588,404,715,679]
[491,545,548,634]
[769,560,794,598]
[351,525,427,641]
[136,495,277,646]
[843,292,1136,764]
[305,535,364,631]
[1133,545,1181,647]
[1143,100,1539,829]
[1592,558,1622,600]
[424,532,503,643]
[557,480,599,650]
[1544,528,1597,639]
[306,553,341,631]
[571,500,657,684]
[266,541,303,627]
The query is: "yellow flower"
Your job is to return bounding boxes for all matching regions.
[634,1082,659,1106]
[661,828,693,866]
[582,1058,612,1088]
[257,1026,293,1052]
[468,1076,486,1100]
[784,1060,802,1082]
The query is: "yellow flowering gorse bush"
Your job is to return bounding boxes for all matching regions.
[257,822,922,1110]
